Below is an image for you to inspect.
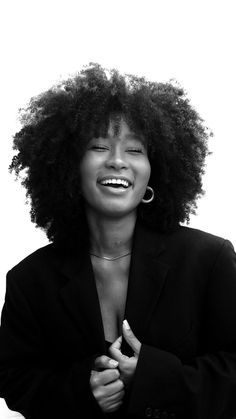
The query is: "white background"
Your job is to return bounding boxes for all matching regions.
[0,0,235,417]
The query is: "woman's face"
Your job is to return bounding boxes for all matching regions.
[79,116,151,219]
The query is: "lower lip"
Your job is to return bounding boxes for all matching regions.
[98,184,131,194]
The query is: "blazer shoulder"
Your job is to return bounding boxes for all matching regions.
[137,223,234,254]
[179,225,225,240]
[177,225,231,243]
[166,225,235,257]
[8,244,56,278]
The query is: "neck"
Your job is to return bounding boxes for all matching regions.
[85,209,137,257]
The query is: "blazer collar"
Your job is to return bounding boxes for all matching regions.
[59,246,106,354]
[58,223,170,354]
[122,223,169,351]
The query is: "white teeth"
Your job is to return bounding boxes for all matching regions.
[100,178,130,187]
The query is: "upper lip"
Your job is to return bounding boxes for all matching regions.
[98,175,132,186]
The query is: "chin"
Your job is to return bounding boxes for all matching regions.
[99,205,137,219]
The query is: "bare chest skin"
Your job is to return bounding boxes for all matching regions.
[91,255,131,342]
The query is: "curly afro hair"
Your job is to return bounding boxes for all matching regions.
[9,62,211,246]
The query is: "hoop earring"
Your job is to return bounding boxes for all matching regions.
[141,186,154,204]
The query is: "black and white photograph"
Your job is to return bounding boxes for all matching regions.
[0,1,236,418]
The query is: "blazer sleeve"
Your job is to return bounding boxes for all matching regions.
[0,270,103,419]
[127,239,236,419]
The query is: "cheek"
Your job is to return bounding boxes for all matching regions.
[141,159,151,184]
[79,158,94,196]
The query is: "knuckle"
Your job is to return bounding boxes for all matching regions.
[91,374,99,387]
[94,357,101,368]
[110,369,120,380]
[117,379,125,390]
[115,369,120,379]
[95,389,103,401]
[100,355,108,364]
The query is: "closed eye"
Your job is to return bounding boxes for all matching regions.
[126,148,144,154]
[90,145,109,151]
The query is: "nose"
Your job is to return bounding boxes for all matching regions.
[105,147,128,170]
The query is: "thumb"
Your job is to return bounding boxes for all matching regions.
[122,320,141,355]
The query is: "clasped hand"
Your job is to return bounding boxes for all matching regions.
[90,320,141,413]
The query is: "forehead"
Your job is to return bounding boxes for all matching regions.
[105,115,146,144]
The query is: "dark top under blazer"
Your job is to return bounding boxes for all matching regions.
[0,223,236,419]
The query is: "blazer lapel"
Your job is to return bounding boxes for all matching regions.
[59,250,105,354]
[56,223,170,356]
[124,224,170,343]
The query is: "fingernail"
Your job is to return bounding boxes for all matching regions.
[123,319,130,330]
[109,359,118,367]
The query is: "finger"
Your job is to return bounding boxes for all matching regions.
[111,335,122,351]
[104,379,125,397]
[103,400,123,414]
[109,336,122,360]
[105,387,125,401]
[109,336,129,361]
[91,368,120,386]
[90,369,119,389]
[92,382,124,413]
[122,319,141,355]
[92,376,124,400]
[94,355,119,371]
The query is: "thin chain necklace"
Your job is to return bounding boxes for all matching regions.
[90,251,131,261]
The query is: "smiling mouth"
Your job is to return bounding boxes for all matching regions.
[99,178,131,189]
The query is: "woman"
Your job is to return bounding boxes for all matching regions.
[0,63,236,419]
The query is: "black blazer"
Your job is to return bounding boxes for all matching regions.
[0,223,236,419]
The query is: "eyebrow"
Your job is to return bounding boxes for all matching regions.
[124,134,147,146]
[106,133,146,144]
